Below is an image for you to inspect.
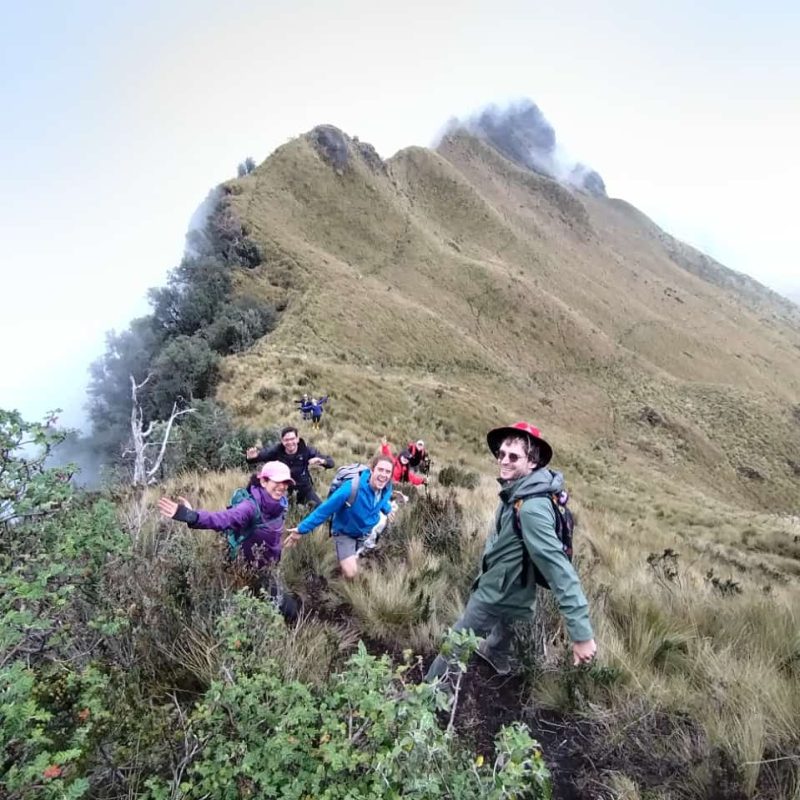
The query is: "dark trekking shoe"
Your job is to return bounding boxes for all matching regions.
[475,642,515,676]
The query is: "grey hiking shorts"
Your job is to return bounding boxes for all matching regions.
[332,534,366,561]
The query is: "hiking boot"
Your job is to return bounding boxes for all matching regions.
[475,642,514,676]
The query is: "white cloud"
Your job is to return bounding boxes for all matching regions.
[2,0,798,427]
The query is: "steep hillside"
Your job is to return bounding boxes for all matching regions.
[214,124,800,521]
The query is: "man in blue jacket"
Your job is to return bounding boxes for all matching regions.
[284,453,395,579]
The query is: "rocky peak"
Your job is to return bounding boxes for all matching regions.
[443,99,607,197]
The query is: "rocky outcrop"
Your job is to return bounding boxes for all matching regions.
[442,99,607,197]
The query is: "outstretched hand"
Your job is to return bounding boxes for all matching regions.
[158,496,193,519]
[572,638,597,666]
[283,528,302,549]
[246,446,259,460]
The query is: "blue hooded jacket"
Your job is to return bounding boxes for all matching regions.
[296,469,393,538]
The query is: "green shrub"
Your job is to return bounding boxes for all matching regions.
[161,399,266,474]
[437,465,479,489]
[150,335,219,413]
[203,296,277,355]
[0,411,134,800]
[143,594,552,800]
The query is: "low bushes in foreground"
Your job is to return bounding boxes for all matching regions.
[1,411,551,800]
[145,594,552,800]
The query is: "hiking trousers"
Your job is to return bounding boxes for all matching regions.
[425,595,515,681]
[292,484,322,508]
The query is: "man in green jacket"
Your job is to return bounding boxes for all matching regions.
[426,421,596,680]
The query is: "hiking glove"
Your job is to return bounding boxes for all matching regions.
[173,505,199,525]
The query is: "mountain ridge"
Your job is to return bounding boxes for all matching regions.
[214,122,799,514]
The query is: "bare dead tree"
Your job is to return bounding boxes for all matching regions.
[126,374,195,487]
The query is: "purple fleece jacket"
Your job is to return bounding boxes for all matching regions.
[188,485,287,566]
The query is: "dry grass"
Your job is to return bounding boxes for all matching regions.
[597,772,641,799]
[127,126,800,795]
[127,453,800,796]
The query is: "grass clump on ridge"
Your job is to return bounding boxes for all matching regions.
[437,463,480,489]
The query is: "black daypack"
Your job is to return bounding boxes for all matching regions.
[510,487,575,590]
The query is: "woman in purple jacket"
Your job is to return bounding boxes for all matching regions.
[158,462,294,568]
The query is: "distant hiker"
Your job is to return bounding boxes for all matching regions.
[381,437,427,486]
[295,394,311,420]
[283,454,395,579]
[309,395,329,430]
[426,422,596,681]
[407,439,430,474]
[246,426,334,508]
[157,461,293,568]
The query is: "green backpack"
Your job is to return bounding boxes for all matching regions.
[225,487,262,560]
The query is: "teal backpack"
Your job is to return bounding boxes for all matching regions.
[225,487,262,560]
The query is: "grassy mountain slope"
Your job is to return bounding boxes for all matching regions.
[215,126,800,518]
[178,126,800,796]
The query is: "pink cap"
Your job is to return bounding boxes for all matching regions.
[258,461,294,484]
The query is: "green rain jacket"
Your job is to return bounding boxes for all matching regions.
[471,468,594,643]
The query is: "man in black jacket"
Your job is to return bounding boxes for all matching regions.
[246,426,334,508]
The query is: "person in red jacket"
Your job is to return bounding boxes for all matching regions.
[380,436,428,486]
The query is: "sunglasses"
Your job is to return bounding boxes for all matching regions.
[496,449,525,463]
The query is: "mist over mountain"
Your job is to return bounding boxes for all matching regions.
[193,107,799,520]
[440,99,607,197]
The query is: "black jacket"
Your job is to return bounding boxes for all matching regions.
[246,438,334,489]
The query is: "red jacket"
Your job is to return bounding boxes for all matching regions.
[380,442,426,486]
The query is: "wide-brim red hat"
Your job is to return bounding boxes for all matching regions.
[486,421,553,468]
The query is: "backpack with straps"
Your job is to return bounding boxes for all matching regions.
[325,463,369,533]
[510,487,574,589]
[326,463,369,505]
[224,487,263,560]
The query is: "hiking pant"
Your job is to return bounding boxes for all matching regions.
[425,595,515,682]
[293,484,322,508]
[251,572,300,624]
[332,534,366,561]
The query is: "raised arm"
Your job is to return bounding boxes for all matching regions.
[245,443,281,465]
[159,497,256,533]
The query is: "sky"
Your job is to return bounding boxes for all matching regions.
[2,0,798,430]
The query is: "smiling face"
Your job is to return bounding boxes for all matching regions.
[281,430,299,455]
[496,435,537,482]
[369,457,393,491]
[261,477,290,500]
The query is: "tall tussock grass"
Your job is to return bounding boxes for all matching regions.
[117,459,800,797]
[521,503,800,798]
